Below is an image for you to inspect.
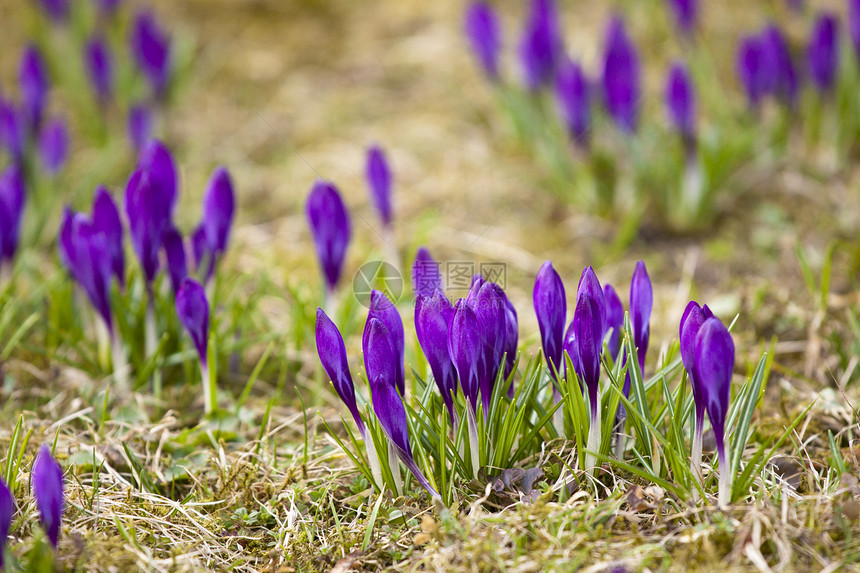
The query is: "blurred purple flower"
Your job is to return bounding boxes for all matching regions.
[519,0,563,90]
[449,298,482,412]
[665,0,697,35]
[762,24,799,107]
[176,277,210,367]
[464,1,502,80]
[162,226,188,293]
[127,104,152,151]
[533,260,566,382]
[38,118,69,174]
[471,281,507,414]
[32,444,63,548]
[737,35,769,108]
[415,291,458,423]
[91,186,125,288]
[0,477,12,568]
[573,266,606,417]
[665,62,696,143]
[19,45,50,132]
[124,167,171,285]
[365,144,392,227]
[555,58,590,148]
[94,0,122,17]
[851,0,860,59]
[0,165,25,268]
[85,35,114,104]
[411,246,442,297]
[315,308,366,433]
[680,300,714,433]
[807,13,840,92]
[364,290,405,395]
[37,0,69,22]
[629,261,652,372]
[602,17,640,133]
[129,11,171,97]
[603,284,623,362]
[0,99,25,161]
[306,180,351,292]
[192,166,235,283]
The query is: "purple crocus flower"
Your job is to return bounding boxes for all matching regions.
[127,104,152,151]
[629,261,652,372]
[364,290,405,395]
[603,284,624,362]
[737,35,769,108]
[193,166,235,283]
[365,145,392,228]
[315,308,365,433]
[37,0,69,22]
[94,0,122,17]
[573,266,606,418]
[602,17,641,133]
[679,300,713,421]
[306,180,351,293]
[533,261,566,382]
[0,165,25,268]
[807,13,840,92]
[365,318,441,500]
[501,291,518,394]
[555,58,591,148]
[176,277,209,367]
[411,246,442,297]
[137,139,178,213]
[91,187,125,288]
[762,24,799,107]
[0,477,12,568]
[415,291,458,423]
[561,321,581,382]
[129,11,171,97]
[665,0,697,35]
[464,1,502,80]
[519,0,563,90]
[85,35,114,104]
[38,118,69,174]
[471,281,507,414]
[19,45,50,132]
[32,445,63,548]
[665,62,696,145]
[850,0,860,59]
[162,226,188,293]
[449,298,482,412]
[0,99,26,161]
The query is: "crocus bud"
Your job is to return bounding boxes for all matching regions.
[176,277,209,367]
[0,99,25,161]
[0,165,25,267]
[364,290,405,395]
[665,62,696,144]
[603,284,624,362]
[629,261,652,371]
[162,226,187,293]
[192,166,235,283]
[124,171,165,284]
[555,58,590,148]
[0,477,12,568]
[679,300,714,401]
[411,246,442,297]
[665,0,697,35]
[32,445,63,549]
[306,180,351,293]
[84,35,114,104]
[736,35,768,108]
[37,0,69,22]
[574,266,606,416]
[38,118,69,174]
[91,186,125,288]
[602,17,640,133]
[464,1,502,80]
[561,321,581,380]
[130,11,171,98]
[762,24,799,107]
[59,210,114,332]
[519,0,563,90]
[807,13,840,92]
[533,261,566,381]
[449,298,482,412]
[19,45,49,132]
[127,104,152,151]
[365,145,392,228]
[415,292,458,422]
[137,139,178,214]
[472,282,507,413]
[316,308,365,433]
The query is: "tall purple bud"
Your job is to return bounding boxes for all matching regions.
[602,17,641,133]
[0,478,12,568]
[415,292,458,423]
[127,104,152,151]
[315,308,365,434]
[38,118,69,174]
[518,0,563,90]
[364,290,405,396]
[92,187,125,288]
[665,62,696,147]
[19,45,49,133]
[129,11,171,98]
[411,247,442,298]
[603,284,624,362]
[0,165,25,269]
[162,226,188,293]
[175,278,210,368]
[533,261,566,384]
[807,13,840,92]
[555,58,591,148]
[665,0,697,36]
[32,445,64,549]
[365,145,392,228]
[464,1,502,80]
[680,299,714,484]
[194,166,235,283]
[85,35,114,104]
[762,25,799,107]
[59,211,115,332]
[0,99,26,161]
[573,266,606,419]
[737,35,769,109]
[629,261,652,373]
[305,180,351,293]
[449,299,482,412]
[471,282,507,415]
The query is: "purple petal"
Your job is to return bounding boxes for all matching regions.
[603,283,624,362]
[555,58,591,147]
[162,226,188,293]
[19,45,50,133]
[136,139,178,215]
[665,62,696,140]
[201,166,235,256]
[365,145,392,227]
[448,298,482,411]
[129,11,171,97]
[305,180,351,292]
[32,445,63,549]
[630,261,652,370]
[762,24,799,107]
[472,281,507,413]
[0,478,12,568]
[464,1,502,80]
[124,170,165,284]
[518,0,564,90]
[37,0,69,22]
[363,317,398,394]
[415,292,458,421]
[84,35,114,103]
[737,35,769,108]
[0,165,26,264]
[91,187,125,288]
[0,99,26,160]
[665,0,697,34]
[364,290,405,395]
[65,214,114,330]
[315,308,364,434]
[694,317,734,456]
[533,260,566,380]
[502,292,518,394]
[175,277,210,366]
[807,13,840,92]
[411,246,442,298]
[38,117,69,174]
[602,17,640,133]
[127,103,152,151]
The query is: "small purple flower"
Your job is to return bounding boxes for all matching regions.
[449,298,482,412]
[411,246,442,298]
[0,477,12,568]
[762,24,799,107]
[737,35,769,108]
[555,58,590,148]
[679,300,714,428]
[129,11,171,97]
[602,17,641,133]
[366,145,392,227]
[807,13,840,92]
[91,187,125,288]
[464,1,502,80]
[193,166,235,283]
[176,277,210,367]
[415,291,458,422]
[37,0,69,22]
[137,139,178,214]
[306,180,351,293]
[32,444,63,549]
[127,104,152,151]
[162,226,188,293]
[124,172,165,284]
[316,308,365,433]
[471,281,507,414]
[629,261,652,372]
[0,99,26,161]
[364,290,405,396]
[573,266,606,417]
[19,45,50,132]
[0,165,25,268]
[519,0,564,90]
[38,118,69,174]
[533,260,566,381]
[665,62,696,143]
[603,284,624,362]
[665,0,697,35]
[85,35,114,104]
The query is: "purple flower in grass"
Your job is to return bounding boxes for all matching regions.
[130,11,171,98]
[449,299,482,412]
[602,17,641,133]
[411,247,442,297]
[464,2,502,80]
[851,0,860,60]
[603,284,624,362]
[364,290,405,396]
[19,45,49,133]
[620,261,652,413]
[37,0,69,22]
[176,278,209,367]
[415,292,458,423]
[91,187,125,288]
[0,477,12,568]
[128,104,152,151]
[95,0,122,17]
[561,320,581,382]
[680,300,714,424]
[470,281,507,415]
[533,261,566,383]
[737,35,769,108]
[32,445,63,548]
[0,99,26,161]
[137,139,178,213]
[502,292,518,396]
[365,145,392,228]
[306,180,351,293]
[85,35,114,104]
[665,62,696,144]
[762,25,799,107]
[316,308,364,434]
[573,266,606,419]
[0,165,25,268]
[665,0,697,35]
[555,59,591,148]
[365,318,442,501]
[193,166,235,283]
[162,226,188,293]
[519,0,563,90]
[38,118,69,174]
[807,13,840,92]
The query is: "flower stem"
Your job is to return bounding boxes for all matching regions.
[690,408,704,496]
[111,332,129,395]
[717,438,732,508]
[363,429,384,493]
[465,405,480,480]
[585,392,602,476]
[201,363,215,416]
[387,440,403,496]
[145,292,162,402]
